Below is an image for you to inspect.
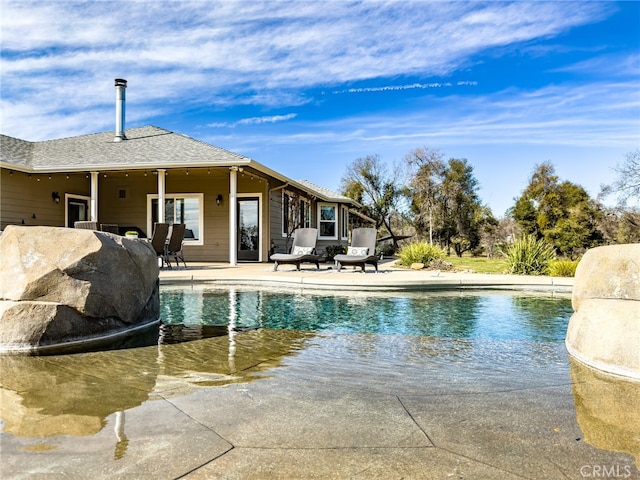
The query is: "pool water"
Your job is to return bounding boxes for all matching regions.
[159,287,573,343]
[3,286,638,478]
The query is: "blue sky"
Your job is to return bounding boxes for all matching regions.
[1,1,639,216]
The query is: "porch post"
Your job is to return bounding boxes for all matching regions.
[157,169,166,223]
[229,167,238,266]
[90,171,99,222]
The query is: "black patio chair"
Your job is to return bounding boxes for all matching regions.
[165,223,187,269]
[150,223,170,268]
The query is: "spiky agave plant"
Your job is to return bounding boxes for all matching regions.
[505,235,556,275]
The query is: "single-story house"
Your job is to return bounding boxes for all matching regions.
[0,79,372,265]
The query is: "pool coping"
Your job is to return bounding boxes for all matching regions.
[158,261,574,293]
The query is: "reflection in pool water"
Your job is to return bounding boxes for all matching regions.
[0,328,313,456]
[159,287,573,343]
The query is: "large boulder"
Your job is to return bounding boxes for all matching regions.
[566,244,640,379]
[0,225,159,353]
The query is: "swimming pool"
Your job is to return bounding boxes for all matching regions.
[3,285,638,478]
[159,287,572,343]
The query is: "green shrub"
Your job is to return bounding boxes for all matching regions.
[504,235,556,275]
[397,242,446,267]
[548,258,580,277]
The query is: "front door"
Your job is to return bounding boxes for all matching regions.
[237,197,259,261]
[66,195,90,227]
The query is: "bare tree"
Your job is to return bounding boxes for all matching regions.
[405,147,445,245]
[600,149,640,207]
[282,189,304,252]
[340,155,405,247]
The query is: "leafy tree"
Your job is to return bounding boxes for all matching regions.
[443,158,488,256]
[406,148,492,256]
[340,154,405,247]
[600,208,640,244]
[616,210,640,243]
[510,162,603,258]
[478,206,502,258]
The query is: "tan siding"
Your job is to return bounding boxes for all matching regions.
[1,169,89,229]
[99,173,156,235]
[2,167,346,263]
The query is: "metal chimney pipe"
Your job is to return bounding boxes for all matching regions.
[114,78,127,142]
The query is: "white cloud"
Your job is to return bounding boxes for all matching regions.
[206,80,639,153]
[1,0,615,140]
[208,113,297,128]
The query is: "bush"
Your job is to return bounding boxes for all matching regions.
[397,242,446,267]
[324,245,345,261]
[548,258,580,277]
[504,235,556,275]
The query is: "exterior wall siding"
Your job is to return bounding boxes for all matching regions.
[267,186,350,260]
[1,169,89,229]
[1,166,356,263]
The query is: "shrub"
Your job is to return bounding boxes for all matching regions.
[397,242,446,267]
[548,258,580,277]
[504,235,556,275]
[324,245,345,261]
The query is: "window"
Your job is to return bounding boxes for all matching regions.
[318,203,337,239]
[282,191,311,236]
[148,193,203,245]
[341,206,349,240]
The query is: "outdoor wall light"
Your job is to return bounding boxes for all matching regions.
[52,192,60,204]
[216,194,223,206]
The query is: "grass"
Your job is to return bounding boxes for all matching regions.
[445,255,509,274]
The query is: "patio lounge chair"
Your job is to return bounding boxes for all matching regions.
[270,228,320,271]
[165,223,187,269]
[74,221,98,230]
[150,222,170,268]
[333,227,379,272]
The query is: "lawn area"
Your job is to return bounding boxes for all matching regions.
[445,255,509,274]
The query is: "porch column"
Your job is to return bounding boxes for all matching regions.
[90,171,99,222]
[157,169,166,223]
[229,167,238,266]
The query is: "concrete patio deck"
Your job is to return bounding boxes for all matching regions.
[3,261,639,479]
[158,259,575,292]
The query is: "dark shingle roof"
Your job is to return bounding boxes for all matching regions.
[0,135,34,168]
[1,126,251,171]
[1,126,359,207]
